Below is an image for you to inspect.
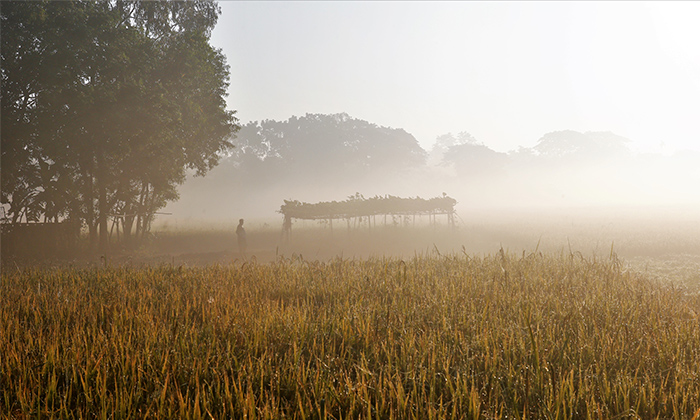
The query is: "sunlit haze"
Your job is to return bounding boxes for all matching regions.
[151,1,700,234]
[5,3,700,413]
[213,1,700,154]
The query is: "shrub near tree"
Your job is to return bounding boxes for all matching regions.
[1,1,239,252]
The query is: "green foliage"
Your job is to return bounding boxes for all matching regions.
[1,1,239,247]
[2,252,699,418]
[280,193,457,220]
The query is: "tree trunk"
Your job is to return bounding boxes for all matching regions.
[84,168,97,247]
[97,152,108,254]
[123,202,134,246]
[136,182,149,239]
[98,182,108,253]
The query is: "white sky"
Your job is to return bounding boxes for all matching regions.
[212,1,700,154]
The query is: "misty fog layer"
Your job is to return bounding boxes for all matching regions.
[163,113,700,226]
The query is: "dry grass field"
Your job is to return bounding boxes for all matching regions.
[134,207,700,290]
[2,250,700,418]
[2,208,700,418]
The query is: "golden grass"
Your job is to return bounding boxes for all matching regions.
[2,251,699,419]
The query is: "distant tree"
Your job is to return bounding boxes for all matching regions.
[1,1,238,251]
[428,132,477,166]
[442,142,508,179]
[230,113,426,185]
[533,130,631,162]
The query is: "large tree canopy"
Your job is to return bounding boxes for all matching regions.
[532,130,631,162]
[1,0,238,250]
[230,113,426,184]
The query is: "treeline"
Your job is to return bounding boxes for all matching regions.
[174,113,700,220]
[1,1,238,251]
[219,114,688,191]
[232,113,426,184]
[4,3,698,252]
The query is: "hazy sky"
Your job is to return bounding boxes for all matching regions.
[212,1,700,154]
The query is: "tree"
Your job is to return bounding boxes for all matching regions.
[533,130,631,162]
[1,1,238,251]
[428,131,477,166]
[231,113,426,185]
[442,142,508,179]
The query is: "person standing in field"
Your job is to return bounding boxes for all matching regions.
[236,218,247,256]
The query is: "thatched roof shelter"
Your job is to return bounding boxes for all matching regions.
[279,193,457,236]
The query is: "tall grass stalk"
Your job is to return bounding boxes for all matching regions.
[1,252,699,418]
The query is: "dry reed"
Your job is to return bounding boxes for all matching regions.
[2,251,699,418]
